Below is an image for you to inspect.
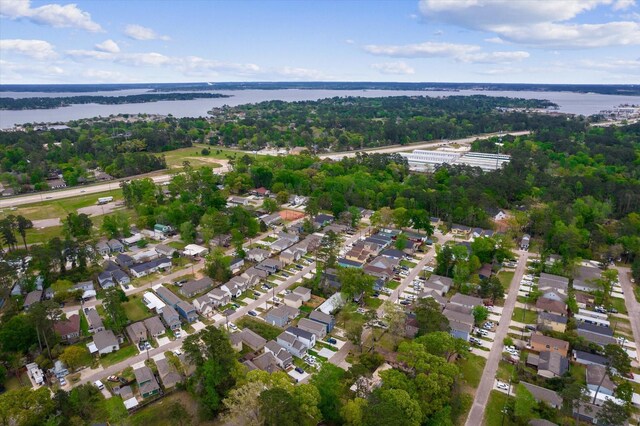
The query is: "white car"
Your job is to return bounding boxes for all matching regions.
[476,329,489,337]
[173,349,183,356]
[228,323,238,330]
[496,382,509,391]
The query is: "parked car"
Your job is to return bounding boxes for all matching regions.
[525,325,536,331]
[248,310,258,317]
[327,338,337,344]
[59,378,67,386]
[94,380,105,390]
[496,382,509,391]
[295,367,305,374]
[108,375,119,382]
[175,330,182,338]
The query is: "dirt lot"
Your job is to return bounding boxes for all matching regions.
[78,201,124,217]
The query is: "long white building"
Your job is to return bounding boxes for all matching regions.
[401,150,511,172]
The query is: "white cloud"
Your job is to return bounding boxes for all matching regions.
[0,38,57,59]
[82,69,135,82]
[579,58,640,72]
[418,0,640,48]
[95,39,120,53]
[371,61,416,75]
[345,39,355,44]
[276,66,326,80]
[484,37,505,44]
[0,59,64,81]
[0,0,102,32]
[364,40,528,64]
[124,24,170,41]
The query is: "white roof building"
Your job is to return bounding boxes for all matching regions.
[183,244,209,257]
[143,291,166,313]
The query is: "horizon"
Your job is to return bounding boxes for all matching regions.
[1,0,639,85]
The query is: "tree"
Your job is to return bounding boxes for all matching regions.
[0,217,18,251]
[596,399,629,426]
[561,382,590,421]
[348,206,362,228]
[434,245,455,278]
[259,387,303,426]
[180,221,196,244]
[342,397,367,426]
[514,383,536,423]
[338,268,375,300]
[414,298,449,336]
[0,387,56,426]
[102,287,128,333]
[262,198,279,213]
[204,248,232,283]
[222,381,265,426]
[311,363,345,424]
[62,213,93,239]
[0,314,38,354]
[395,233,408,250]
[363,389,422,426]
[605,344,631,376]
[59,346,88,371]
[346,321,365,352]
[318,230,340,271]
[382,300,406,339]
[416,332,469,362]
[472,305,489,326]
[15,215,33,251]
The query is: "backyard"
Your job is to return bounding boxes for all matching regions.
[101,345,138,367]
[122,295,154,322]
[511,307,537,324]
[236,317,283,340]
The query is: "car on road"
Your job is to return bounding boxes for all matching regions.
[281,272,290,278]
[248,310,258,317]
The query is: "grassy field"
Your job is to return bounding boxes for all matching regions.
[458,353,486,388]
[608,297,628,315]
[128,391,212,426]
[161,144,239,168]
[4,371,30,391]
[511,307,537,324]
[484,391,514,426]
[101,344,138,367]
[497,271,515,291]
[496,360,515,382]
[122,295,154,322]
[0,189,123,221]
[237,316,283,340]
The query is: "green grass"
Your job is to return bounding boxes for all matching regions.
[386,280,401,290]
[634,285,640,303]
[300,305,313,314]
[4,371,30,391]
[511,307,537,324]
[122,295,154,322]
[80,311,90,336]
[608,297,628,315]
[569,362,587,386]
[496,360,515,382]
[167,241,187,250]
[365,296,383,309]
[484,391,514,426]
[127,391,197,426]
[497,271,515,291]
[458,353,486,388]
[99,395,128,422]
[237,317,283,340]
[400,260,417,268]
[100,344,138,367]
[161,144,238,168]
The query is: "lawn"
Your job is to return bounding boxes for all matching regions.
[400,260,417,268]
[80,311,90,336]
[496,360,515,382]
[128,391,209,426]
[161,144,238,168]
[497,271,515,291]
[511,307,537,324]
[386,280,401,290]
[99,395,128,423]
[4,371,30,391]
[569,362,587,386]
[122,295,154,322]
[100,344,138,367]
[458,353,486,388]
[634,285,640,303]
[608,297,628,315]
[484,391,514,426]
[365,296,383,309]
[237,317,283,340]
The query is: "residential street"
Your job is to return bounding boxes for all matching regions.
[464,251,533,426]
[615,266,640,363]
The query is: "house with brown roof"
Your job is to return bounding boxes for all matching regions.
[529,333,569,357]
[537,312,567,333]
[535,298,567,317]
[54,314,81,343]
[126,321,148,344]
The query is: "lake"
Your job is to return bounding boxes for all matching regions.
[2,88,639,129]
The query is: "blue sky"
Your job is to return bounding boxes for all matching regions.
[1,0,639,84]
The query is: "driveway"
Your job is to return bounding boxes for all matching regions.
[615,265,640,363]
[464,251,533,426]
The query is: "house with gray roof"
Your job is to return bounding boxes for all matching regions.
[538,273,569,294]
[23,290,42,310]
[180,277,213,298]
[155,244,177,257]
[237,328,267,351]
[266,305,298,327]
[115,253,134,268]
[162,305,181,330]
[143,316,165,337]
[573,350,607,367]
[277,331,308,358]
[527,351,569,378]
[156,285,181,306]
[308,310,335,332]
[297,318,327,339]
[155,358,182,389]
[285,326,316,348]
[92,330,119,355]
[134,366,160,398]
[264,340,293,368]
[96,241,110,256]
[521,382,563,408]
[176,300,197,322]
[107,239,124,253]
[86,308,104,333]
[246,248,271,263]
[126,321,148,344]
[449,293,483,309]
[250,352,280,373]
[587,364,616,396]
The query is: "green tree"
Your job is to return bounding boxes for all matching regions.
[311,363,345,424]
[15,215,33,251]
[204,248,232,283]
[596,399,629,426]
[59,346,88,371]
[338,268,375,300]
[102,287,128,333]
[472,305,489,326]
[363,388,422,426]
[180,221,196,244]
[62,213,93,239]
[395,233,408,250]
[259,387,303,426]
[262,198,279,213]
[514,383,536,423]
[0,387,55,426]
[342,397,367,426]
[416,331,469,362]
[414,298,449,336]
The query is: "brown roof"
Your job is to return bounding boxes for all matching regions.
[54,314,80,337]
[536,298,566,315]
[530,333,569,351]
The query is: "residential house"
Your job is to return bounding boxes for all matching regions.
[229,333,243,351]
[285,326,316,348]
[176,300,198,322]
[126,321,148,344]
[86,309,104,333]
[162,305,181,330]
[115,253,134,268]
[246,248,271,263]
[107,239,124,253]
[405,317,420,338]
[111,269,131,286]
[338,258,364,269]
[193,295,215,318]
[487,207,508,221]
[538,273,569,294]
[143,316,165,338]
[180,277,214,298]
[96,241,110,256]
[364,256,398,281]
[443,308,474,341]
[575,292,595,309]
[183,244,209,257]
[155,244,177,257]
[520,234,531,250]
[283,293,303,309]
[228,196,250,206]
[293,286,311,302]
[317,292,346,315]
[521,382,563,408]
[450,224,471,237]
[143,292,166,313]
[573,350,608,367]
[92,330,119,355]
[298,318,327,339]
[220,283,242,299]
[237,328,267,351]
[478,264,493,280]
[540,289,567,303]
[122,233,143,246]
[538,312,568,332]
[574,403,603,425]
[250,352,280,373]
[527,351,569,378]
[270,237,295,253]
[208,288,231,307]
[266,305,299,327]
[313,213,334,228]
[155,358,182,389]
[430,217,442,227]
[264,340,293,368]
[529,333,569,357]
[308,310,335,332]
[280,247,305,264]
[577,328,617,348]
[586,364,616,396]
[256,258,283,275]
[23,290,42,310]
[129,257,172,278]
[54,314,81,343]
[288,194,307,205]
[155,285,181,307]
[535,298,567,317]
[73,281,96,300]
[573,265,603,293]
[261,213,282,227]
[134,366,160,398]
[230,257,244,273]
[449,293,483,309]
[211,234,232,247]
[252,187,270,197]
[419,289,448,308]
[424,274,453,296]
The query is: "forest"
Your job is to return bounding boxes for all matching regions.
[0,92,229,110]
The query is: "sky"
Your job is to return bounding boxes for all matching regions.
[0,0,639,84]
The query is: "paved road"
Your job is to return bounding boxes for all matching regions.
[319,131,531,160]
[465,251,532,426]
[615,266,640,363]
